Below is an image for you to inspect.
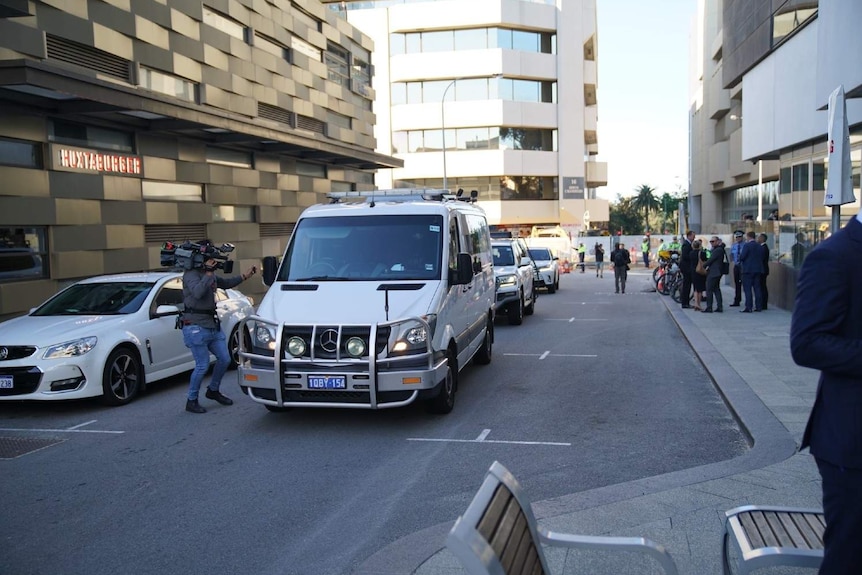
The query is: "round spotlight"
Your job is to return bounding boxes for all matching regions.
[286,336,307,357]
[345,337,366,358]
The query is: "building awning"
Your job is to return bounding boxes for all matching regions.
[0,60,403,171]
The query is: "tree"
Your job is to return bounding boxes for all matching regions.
[631,184,660,233]
[608,194,642,236]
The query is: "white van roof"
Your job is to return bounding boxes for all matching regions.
[299,189,487,219]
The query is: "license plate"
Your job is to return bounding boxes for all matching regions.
[308,375,346,390]
[0,376,12,389]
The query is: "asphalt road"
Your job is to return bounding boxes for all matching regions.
[0,268,747,575]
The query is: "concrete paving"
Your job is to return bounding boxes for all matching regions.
[376,274,823,575]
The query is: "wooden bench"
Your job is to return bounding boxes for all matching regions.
[447,461,679,575]
[722,505,825,575]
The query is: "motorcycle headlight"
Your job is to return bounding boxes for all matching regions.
[43,337,98,359]
[254,323,276,350]
[496,274,517,288]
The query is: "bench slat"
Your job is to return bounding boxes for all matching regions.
[773,512,812,549]
[739,512,766,549]
[795,513,825,548]
[478,485,511,541]
[753,511,781,548]
[499,509,528,573]
[489,495,521,560]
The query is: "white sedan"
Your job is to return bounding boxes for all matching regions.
[527,247,561,293]
[0,272,254,406]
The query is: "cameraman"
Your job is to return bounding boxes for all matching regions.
[182,240,257,414]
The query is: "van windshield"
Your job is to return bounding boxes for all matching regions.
[279,214,444,282]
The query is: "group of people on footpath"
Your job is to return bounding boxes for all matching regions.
[674,229,770,314]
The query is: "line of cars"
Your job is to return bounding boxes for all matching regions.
[0,272,254,406]
[491,236,561,325]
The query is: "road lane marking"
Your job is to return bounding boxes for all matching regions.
[545,318,608,322]
[0,419,124,435]
[408,428,570,447]
[502,353,597,358]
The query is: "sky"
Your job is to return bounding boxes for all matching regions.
[594,0,697,202]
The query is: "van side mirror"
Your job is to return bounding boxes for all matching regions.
[262,256,278,286]
[451,252,474,285]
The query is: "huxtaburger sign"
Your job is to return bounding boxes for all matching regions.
[49,144,143,176]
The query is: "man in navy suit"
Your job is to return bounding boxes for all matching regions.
[737,231,764,312]
[791,214,862,574]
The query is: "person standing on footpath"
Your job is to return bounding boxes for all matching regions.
[729,230,745,307]
[738,231,764,313]
[679,230,695,309]
[577,242,586,273]
[790,211,862,574]
[757,232,770,310]
[690,239,707,311]
[641,236,650,268]
[611,242,630,294]
[702,236,726,313]
[182,242,257,414]
[594,242,605,278]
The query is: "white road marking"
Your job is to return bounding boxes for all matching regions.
[0,427,124,435]
[408,428,570,447]
[502,353,597,358]
[545,318,608,322]
[67,420,97,430]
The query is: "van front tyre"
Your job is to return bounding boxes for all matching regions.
[427,350,456,414]
[473,319,493,365]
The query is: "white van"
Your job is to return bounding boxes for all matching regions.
[239,189,495,414]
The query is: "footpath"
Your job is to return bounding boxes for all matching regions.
[366,273,823,575]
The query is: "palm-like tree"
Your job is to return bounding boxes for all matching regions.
[631,184,660,233]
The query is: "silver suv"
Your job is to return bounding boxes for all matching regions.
[492,238,537,325]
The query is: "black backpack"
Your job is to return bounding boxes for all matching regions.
[613,250,627,267]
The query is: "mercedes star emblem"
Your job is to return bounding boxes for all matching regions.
[319,329,339,353]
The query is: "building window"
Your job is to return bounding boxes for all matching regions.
[212,205,255,222]
[393,77,555,105]
[500,176,557,200]
[394,27,555,55]
[291,36,321,61]
[351,48,372,97]
[202,7,246,41]
[0,226,48,282]
[296,161,326,178]
[393,127,557,153]
[142,181,203,202]
[773,7,817,47]
[254,33,289,60]
[325,42,350,87]
[206,147,253,168]
[328,110,352,130]
[331,181,354,193]
[291,2,322,32]
[0,137,42,168]
[140,67,197,102]
[49,120,134,153]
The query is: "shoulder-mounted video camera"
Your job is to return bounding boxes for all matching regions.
[160,240,235,273]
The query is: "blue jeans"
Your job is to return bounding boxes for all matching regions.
[182,324,231,401]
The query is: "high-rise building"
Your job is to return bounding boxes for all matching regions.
[689,0,862,309]
[0,0,399,318]
[325,0,608,237]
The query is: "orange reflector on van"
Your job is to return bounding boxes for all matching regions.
[402,377,421,385]
[243,374,259,382]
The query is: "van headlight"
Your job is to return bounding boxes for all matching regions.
[286,336,306,357]
[254,323,276,350]
[391,316,435,355]
[345,337,366,358]
[496,274,517,288]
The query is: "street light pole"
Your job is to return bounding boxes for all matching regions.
[756,159,763,223]
[441,78,458,192]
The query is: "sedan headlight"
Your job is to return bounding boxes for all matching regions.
[539,264,553,272]
[43,337,98,359]
[496,274,517,288]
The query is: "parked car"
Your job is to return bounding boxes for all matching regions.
[0,272,254,405]
[492,238,537,325]
[527,246,561,293]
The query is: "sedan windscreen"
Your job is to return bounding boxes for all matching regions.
[528,248,552,260]
[279,214,444,281]
[32,282,155,315]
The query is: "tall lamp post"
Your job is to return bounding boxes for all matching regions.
[441,78,458,192]
[729,114,764,222]
[441,74,501,192]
